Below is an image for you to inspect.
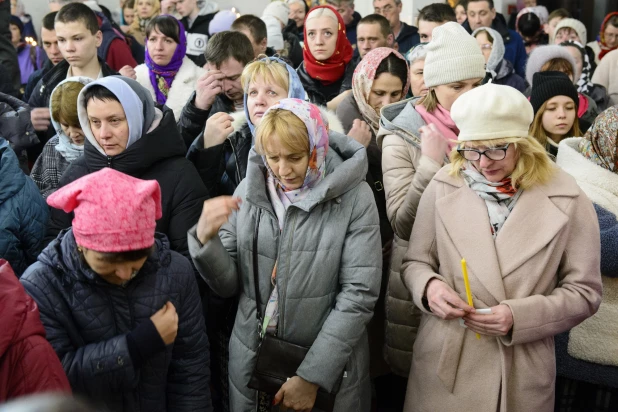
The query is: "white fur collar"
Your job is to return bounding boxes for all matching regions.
[557,137,618,216]
[135,56,201,121]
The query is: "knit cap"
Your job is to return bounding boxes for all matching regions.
[554,18,587,44]
[262,15,284,50]
[525,45,576,86]
[423,22,486,88]
[529,71,579,115]
[47,168,162,252]
[263,1,289,26]
[451,83,533,141]
[209,10,238,34]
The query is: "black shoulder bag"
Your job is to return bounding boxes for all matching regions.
[247,209,341,412]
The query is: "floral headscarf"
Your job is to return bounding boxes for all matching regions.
[580,106,618,172]
[352,47,409,135]
[145,16,187,105]
[261,98,329,204]
[243,56,306,136]
[598,12,618,61]
[302,5,353,85]
[560,40,593,94]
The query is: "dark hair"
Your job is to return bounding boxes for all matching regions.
[145,15,181,43]
[465,0,494,11]
[517,12,541,37]
[124,0,135,10]
[82,85,120,107]
[375,53,408,91]
[417,3,456,24]
[607,14,618,29]
[231,14,267,43]
[548,8,570,22]
[203,31,255,67]
[455,0,468,8]
[95,246,154,263]
[358,14,392,39]
[42,11,58,32]
[56,3,99,35]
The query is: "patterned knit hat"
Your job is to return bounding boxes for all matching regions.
[529,71,579,115]
[423,22,486,88]
[47,168,162,252]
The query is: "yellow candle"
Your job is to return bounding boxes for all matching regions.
[461,258,480,340]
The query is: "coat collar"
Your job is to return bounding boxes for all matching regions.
[433,166,579,305]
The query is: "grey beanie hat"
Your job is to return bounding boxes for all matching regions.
[472,27,505,73]
[524,45,577,86]
[77,76,156,155]
[424,22,486,88]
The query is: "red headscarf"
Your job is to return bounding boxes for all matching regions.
[302,5,353,85]
[599,12,618,61]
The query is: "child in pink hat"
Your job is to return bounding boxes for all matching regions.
[21,168,213,412]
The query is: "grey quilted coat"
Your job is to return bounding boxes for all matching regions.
[20,230,213,412]
[189,132,382,412]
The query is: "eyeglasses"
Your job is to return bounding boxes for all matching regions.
[457,144,510,161]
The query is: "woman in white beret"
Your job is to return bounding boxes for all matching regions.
[400,83,602,412]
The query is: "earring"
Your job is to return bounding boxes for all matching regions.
[77,247,83,253]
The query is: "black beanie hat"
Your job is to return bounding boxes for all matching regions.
[530,71,579,115]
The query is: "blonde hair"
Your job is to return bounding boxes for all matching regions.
[529,100,582,148]
[241,57,290,93]
[255,109,309,157]
[417,89,439,112]
[51,81,87,128]
[449,136,556,190]
[130,0,161,33]
[306,7,339,25]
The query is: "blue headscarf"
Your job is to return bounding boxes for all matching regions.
[243,56,306,136]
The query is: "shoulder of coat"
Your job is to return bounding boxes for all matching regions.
[537,166,581,199]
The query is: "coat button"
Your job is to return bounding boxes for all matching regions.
[117,356,124,366]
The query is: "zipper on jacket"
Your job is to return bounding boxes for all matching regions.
[107,156,113,168]
[227,137,242,185]
[277,210,298,338]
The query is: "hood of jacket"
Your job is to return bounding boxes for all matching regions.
[556,137,618,216]
[0,138,26,204]
[82,107,186,175]
[38,229,172,286]
[0,92,38,153]
[0,260,46,358]
[376,97,426,149]
[244,130,367,212]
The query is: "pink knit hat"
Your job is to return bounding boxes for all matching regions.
[47,168,162,252]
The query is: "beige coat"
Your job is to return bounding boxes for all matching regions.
[377,99,442,377]
[401,166,602,412]
[591,48,618,107]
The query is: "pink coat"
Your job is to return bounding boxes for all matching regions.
[401,166,602,412]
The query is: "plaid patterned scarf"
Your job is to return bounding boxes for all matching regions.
[461,163,522,238]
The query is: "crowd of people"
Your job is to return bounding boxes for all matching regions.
[0,0,617,411]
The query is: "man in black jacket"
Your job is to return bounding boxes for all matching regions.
[28,3,117,165]
[24,12,64,102]
[373,0,420,54]
[176,31,254,150]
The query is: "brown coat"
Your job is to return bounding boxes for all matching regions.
[401,166,603,412]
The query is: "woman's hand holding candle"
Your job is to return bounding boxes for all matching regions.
[463,305,514,337]
[425,278,475,320]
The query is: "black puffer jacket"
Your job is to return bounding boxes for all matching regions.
[297,61,356,106]
[177,92,235,151]
[186,111,252,197]
[0,92,38,173]
[21,230,212,412]
[44,108,209,260]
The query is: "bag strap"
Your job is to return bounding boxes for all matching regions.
[253,208,263,337]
